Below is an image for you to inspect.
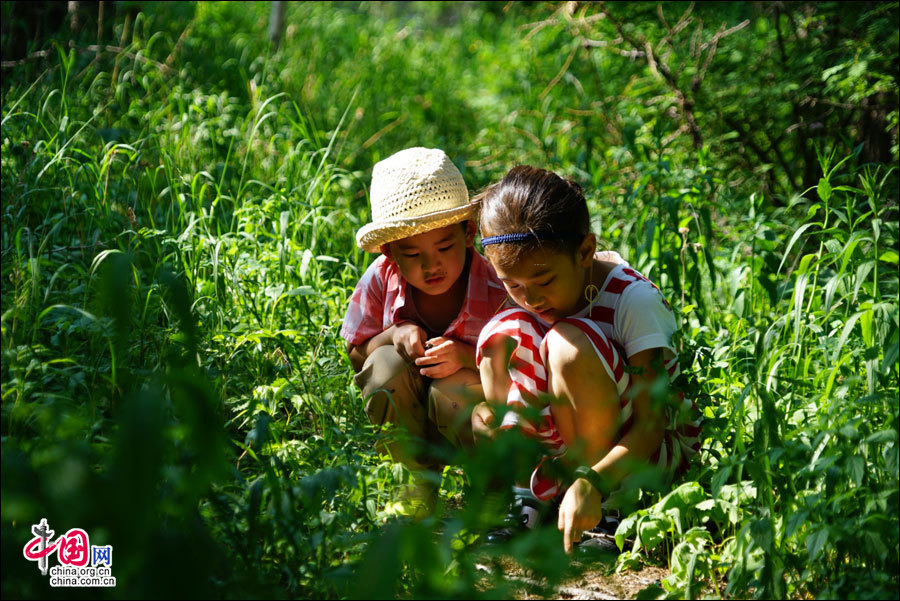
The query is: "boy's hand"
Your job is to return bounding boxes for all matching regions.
[471,401,498,442]
[414,337,470,378]
[558,477,604,553]
[392,322,428,362]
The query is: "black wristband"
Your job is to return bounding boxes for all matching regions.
[573,466,611,496]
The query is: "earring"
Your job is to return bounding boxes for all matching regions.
[584,265,599,307]
[495,294,515,315]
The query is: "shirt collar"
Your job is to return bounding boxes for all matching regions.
[387,247,485,323]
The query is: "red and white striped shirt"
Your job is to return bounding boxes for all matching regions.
[572,259,700,471]
[476,255,701,499]
[572,257,677,359]
[341,249,508,347]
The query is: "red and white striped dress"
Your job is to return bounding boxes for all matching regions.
[476,256,701,500]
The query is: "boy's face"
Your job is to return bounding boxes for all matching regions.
[384,222,475,296]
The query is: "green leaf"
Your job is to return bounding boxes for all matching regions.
[817,178,833,203]
[635,583,666,600]
[776,223,819,273]
[785,510,809,538]
[866,429,899,444]
[797,253,817,275]
[846,455,865,486]
[879,250,899,264]
[695,499,715,511]
[286,286,317,296]
[659,482,705,511]
[882,341,899,374]
[637,516,666,551]
[884,443,899,477]
[806,527,829,560]
[839,424,859,440]
[711,466,731,497]
[264,284,285,299]
[750,518,773,553]
[833,312,864,363]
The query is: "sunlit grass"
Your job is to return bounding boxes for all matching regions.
[1,2,897,599]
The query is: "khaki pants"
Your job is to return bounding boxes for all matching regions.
[354,345,481,470]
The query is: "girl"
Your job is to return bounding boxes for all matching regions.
[473,166,700,552]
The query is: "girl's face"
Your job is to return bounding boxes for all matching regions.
[490,235,596,323]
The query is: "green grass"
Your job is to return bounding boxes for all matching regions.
[2,2,897,599]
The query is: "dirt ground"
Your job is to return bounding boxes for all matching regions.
[474,550,670,600]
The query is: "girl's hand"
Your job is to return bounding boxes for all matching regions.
[392,322,428,362]
[471,401,497,442]
[558,477,604,553]
[414,337,468,378]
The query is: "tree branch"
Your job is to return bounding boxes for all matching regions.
[1,41,173,75]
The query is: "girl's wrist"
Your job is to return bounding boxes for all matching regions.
[573,466,613,497]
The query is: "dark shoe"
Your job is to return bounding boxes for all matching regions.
[576,532,621,555]
[588,514,622,537]
[485,497,550,544]
[581,513,633,553]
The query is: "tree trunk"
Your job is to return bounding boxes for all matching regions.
[269,1,287,50]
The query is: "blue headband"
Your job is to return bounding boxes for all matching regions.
[481,231,585,247]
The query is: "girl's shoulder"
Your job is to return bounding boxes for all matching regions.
[592,257,672,317]
[594,250,627,266]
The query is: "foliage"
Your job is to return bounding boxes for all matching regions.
[1,1,897,599]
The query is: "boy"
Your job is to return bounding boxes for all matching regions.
[342,147,508,511]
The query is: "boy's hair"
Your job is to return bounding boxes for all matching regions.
[477,166,591,268]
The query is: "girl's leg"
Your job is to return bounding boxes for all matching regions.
[475,311,558,542]
[542,318,630,549]
[542,319,627,466]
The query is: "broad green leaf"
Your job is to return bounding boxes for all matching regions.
[845,454,866,486]
[659,481,705,510]
[865,429,899,444]
[884,443,899,476]
[860,308,874,346]
[749,518,773,553]
[797,253,817,274]
[264,284,285,299]
[882,341,899,374]
[806,527,829,560]
[635,583,666,600]
[785,510,809,538]
[711,465,732,497]
[637,516,666,551]
[286,286,317,296]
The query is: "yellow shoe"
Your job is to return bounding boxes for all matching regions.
[390,475,439,520]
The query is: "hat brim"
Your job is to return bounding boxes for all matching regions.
[356,202,478,253]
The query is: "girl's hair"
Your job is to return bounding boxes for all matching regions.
[477,166,591,268]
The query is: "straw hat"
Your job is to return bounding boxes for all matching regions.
[356,147,477,253]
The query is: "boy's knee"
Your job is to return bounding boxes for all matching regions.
[428,368,481,448]
[430,368,481,411]
[355,345,414,396]
[354,345,424,427]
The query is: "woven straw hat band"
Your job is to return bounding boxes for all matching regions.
[357,147,476,252]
